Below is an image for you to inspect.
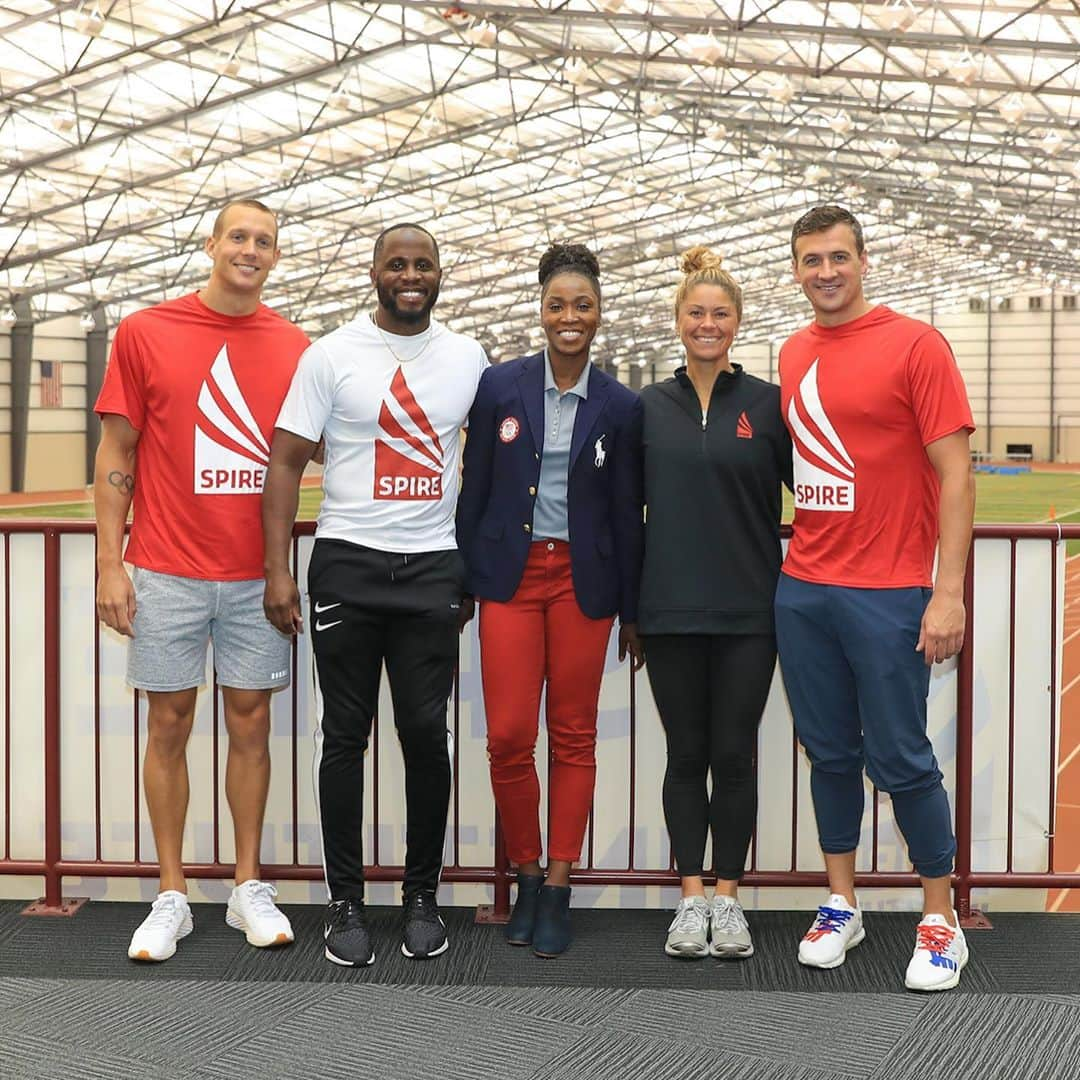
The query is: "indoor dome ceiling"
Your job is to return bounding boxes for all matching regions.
[1,0,1077,365]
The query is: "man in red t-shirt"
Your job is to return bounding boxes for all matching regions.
[94,199,310,962]
[775,205,976,991]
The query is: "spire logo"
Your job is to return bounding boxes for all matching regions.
[194,344,270,494]
[374,368,444,500]
[787,359,856,512]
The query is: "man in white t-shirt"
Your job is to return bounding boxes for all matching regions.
[263,223,488,967]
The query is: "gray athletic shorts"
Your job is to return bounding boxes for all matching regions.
[127,567,291,692]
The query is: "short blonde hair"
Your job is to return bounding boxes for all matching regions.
[673,245,743,323]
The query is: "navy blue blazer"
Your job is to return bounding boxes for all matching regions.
[456,351,644,623]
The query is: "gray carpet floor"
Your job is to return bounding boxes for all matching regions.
[2,902,1078,1079]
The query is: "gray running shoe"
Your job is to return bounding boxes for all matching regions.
[664,896,710,958]
[710,896,753,958]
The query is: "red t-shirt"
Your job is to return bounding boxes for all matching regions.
[95,293,310,580]
[779,306,974,588]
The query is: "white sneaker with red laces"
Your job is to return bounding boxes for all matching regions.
[904,912,968,991]
[797,893,865,969]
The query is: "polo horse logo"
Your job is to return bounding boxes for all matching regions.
[594,435,606,468]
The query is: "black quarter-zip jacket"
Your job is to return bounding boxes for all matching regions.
[638,364,793,635]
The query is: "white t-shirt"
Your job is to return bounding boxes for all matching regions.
[276,314,488,552]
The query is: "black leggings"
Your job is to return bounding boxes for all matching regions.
[642,634,777,881]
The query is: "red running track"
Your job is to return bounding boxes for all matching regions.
[1048,554,1080,911]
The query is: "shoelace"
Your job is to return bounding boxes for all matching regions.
[808,905,855,936]
[915,923,955,954]
[669,899,708,933]
[406,892,441,923]
[241,881,279,917]
[711,900,747,935]
[145,895,185,929]
[329,898,367,930]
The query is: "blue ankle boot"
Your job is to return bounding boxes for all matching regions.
[505,872,544,946]
[532,884,572,957]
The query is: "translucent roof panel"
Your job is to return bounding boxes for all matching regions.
[0,0,1076,359]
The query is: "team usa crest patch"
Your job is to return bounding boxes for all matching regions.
[498,416,520,443]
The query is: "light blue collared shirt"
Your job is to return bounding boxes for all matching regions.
[532,352,590,542]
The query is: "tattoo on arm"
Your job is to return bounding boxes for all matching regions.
[107,470,134,495]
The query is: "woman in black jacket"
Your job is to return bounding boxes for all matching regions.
[639,246,792,960]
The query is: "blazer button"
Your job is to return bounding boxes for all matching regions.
[523,523,532,533]
[528,486,537,496]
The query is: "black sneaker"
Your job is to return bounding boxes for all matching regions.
[401,890,448,959]
[324,898,375,967]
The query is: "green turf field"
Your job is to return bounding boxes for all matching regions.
[4,471,1080,529]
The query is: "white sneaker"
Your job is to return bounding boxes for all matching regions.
[709,896,754,959]
[904,912,968,991]
[226,880,294,947]
[664,896,710,958]
[128,890,193,962]
[798,893,865,969]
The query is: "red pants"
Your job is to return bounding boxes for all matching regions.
[478,541,614,864]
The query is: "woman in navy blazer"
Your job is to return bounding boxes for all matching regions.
[457,243,644,957]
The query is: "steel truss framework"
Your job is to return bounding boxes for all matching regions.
[0,0,1077,363]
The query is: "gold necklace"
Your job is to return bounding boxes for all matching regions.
[370,311,436,364]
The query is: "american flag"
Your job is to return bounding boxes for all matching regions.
[39,360,63,408]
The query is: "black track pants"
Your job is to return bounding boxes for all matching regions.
[642,634,777,880]
[309,539,463,901]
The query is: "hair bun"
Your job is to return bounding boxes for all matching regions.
[538,242,601,286]
[680,245,723,275]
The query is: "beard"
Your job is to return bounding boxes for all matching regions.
[376,279,440,325]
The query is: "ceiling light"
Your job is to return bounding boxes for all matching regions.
[767,77,795,105]
[0,307,17,327]
[980,197,1003,216]
[1039,131,1064,156]
[948,52,978,86]
[758,144,780,166]
[686,33,723,64]
[873,0,918,32]
[915,161,940,182]
[216,52,241,77]
[956,234,974,248]
[953,180,974,199]
[704,121,727,143]
[1033,226,1049,242]
[978,242,993,256]
[804,164,828,184]
[597,0,625,10]
[877,197,895,215]
[934,224,949,237]
[640,93,666,118]
[1009,213,1027,229]
[1016,259,1028,272]
[79,311,96,332]
[1051,237,1068,251]
[464,20,497,47]
[1072,160,1080,182]
[51,110,77,133]
[905,211,923,227]
[564,58,590,86]
[827,111,853,136]
[75,5,105,36]
[328,90,355,110]
[996,95,1025,126]
[878,138,902,162]
[644,241,659,257]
